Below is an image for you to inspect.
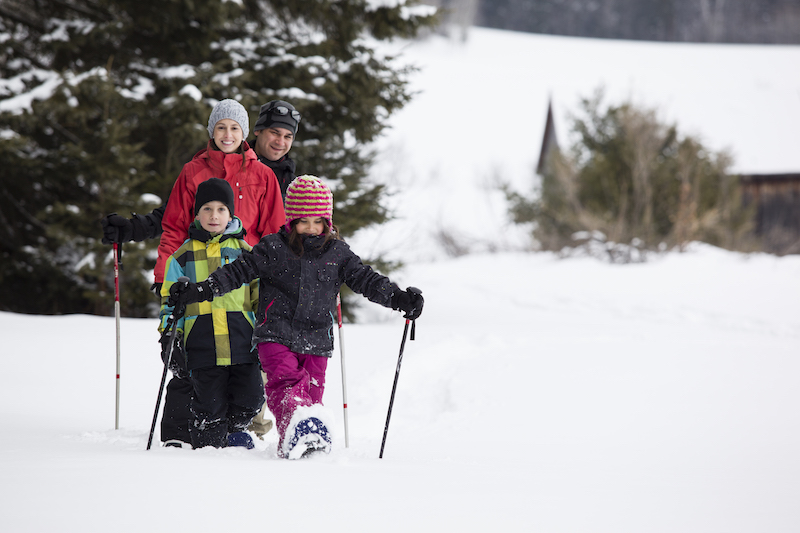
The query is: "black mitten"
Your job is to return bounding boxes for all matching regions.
[150,283,162,298]
[101,213,134,244]
[167,279,214,310]
[391,286,424,320]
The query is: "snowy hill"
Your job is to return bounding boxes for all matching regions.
[354,28,800,262]
[2,28,800,533]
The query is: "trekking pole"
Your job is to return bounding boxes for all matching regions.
[336,293,350,448]
[146,277,187,450]
[113,243,121,430]
[379,317,417,459]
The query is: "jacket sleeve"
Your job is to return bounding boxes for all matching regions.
[255,166,286,239]
[208,245,263,297]
[130,204,165,241]
[154,167,196,283]
[340,244,395,308]
[158,250,187,333]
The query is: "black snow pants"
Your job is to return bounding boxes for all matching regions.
[188,362,265,449]
[161,374,193,444]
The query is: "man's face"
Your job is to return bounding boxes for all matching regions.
[253,127,294,161]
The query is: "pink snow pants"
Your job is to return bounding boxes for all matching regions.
[257,342,328,446]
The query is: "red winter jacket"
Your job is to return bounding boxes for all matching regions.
[154,141,286,283]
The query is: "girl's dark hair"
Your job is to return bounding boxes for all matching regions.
[287,218,341,256]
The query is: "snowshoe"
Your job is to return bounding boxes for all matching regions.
[226,431,255,449]
[286,417,332,460]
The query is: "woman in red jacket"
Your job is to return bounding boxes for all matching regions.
[154,99,285,285]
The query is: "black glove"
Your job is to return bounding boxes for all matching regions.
[159,329,187,379]
[150,283,162,298]
[101,213,133,244]
[391,286,424,320]
[167,278,214,310]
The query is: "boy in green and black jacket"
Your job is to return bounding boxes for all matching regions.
[159,178,262,450]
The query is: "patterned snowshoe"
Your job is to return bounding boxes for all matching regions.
[286,417,332,460]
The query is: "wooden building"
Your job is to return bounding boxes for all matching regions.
[740,173,800,254]
[536,99,559,176]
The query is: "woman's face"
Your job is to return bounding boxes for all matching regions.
[212,119,244,153]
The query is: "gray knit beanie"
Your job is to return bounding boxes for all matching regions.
[207,99,250,140]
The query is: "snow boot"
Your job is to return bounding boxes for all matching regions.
[226,431,255,449]
[285,417,331,460]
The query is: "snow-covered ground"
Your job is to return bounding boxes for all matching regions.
[1,244,799,532]
[2,28,800,533]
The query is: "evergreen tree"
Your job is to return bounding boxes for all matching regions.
[507,91,754,259]
[0,0,438,316]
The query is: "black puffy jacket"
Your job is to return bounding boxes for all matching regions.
[209,228,396,357]
[259,154,296,199]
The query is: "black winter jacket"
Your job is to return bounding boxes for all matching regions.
[208,228,397,357]
[130,204,165,241]
[258,154,296,199]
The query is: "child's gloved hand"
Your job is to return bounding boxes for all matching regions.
[101,213,133,244]
[167,278,214,310]
[391,286,424,320]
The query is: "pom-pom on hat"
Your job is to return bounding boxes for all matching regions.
[195,178,235,217]
[207,99,250,140]
[284,175,333,227]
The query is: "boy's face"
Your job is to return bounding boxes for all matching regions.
[196,201,232,234]
[212,119,244,154]
[294,217,326,236]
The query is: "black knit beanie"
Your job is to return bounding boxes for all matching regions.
[195,178,235,217]
[253,100,300,136]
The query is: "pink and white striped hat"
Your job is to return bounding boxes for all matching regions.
[284,175,334,227]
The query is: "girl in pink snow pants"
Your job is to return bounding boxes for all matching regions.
[167,175,425,458]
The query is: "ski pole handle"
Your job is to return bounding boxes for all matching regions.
[167,276,191,318]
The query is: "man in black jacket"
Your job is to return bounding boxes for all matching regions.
[250,100,299,198]
[100,100,300,447]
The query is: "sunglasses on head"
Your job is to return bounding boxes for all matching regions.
[270,105,301,122]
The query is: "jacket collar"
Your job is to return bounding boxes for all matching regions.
[196,140,257,166]
[258,153,296,174]
[189,216,246,243]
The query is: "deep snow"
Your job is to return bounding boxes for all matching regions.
[1,244,799,532]
[2,27,800,533]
